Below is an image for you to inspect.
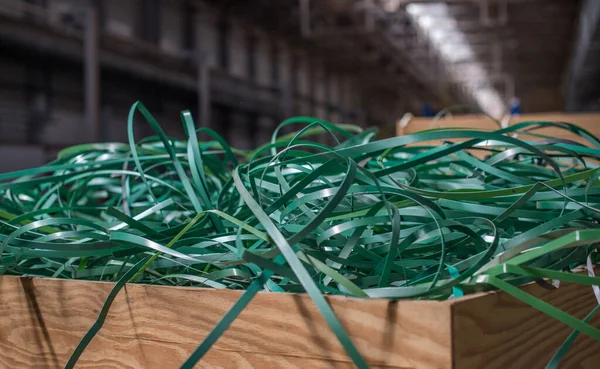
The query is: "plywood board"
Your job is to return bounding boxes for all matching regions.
[0,276,450,369]
[451,279,600,369]
[397,112,600,145]
[1,275,599,368]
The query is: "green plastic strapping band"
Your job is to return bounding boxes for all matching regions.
[2,101,600,368]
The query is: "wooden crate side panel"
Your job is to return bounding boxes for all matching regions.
[0,276,452,369]
[508,113,600,146]
[395,115,501,160]
[0,332,382,369]
[398,113,600,142]
[399,116,500,136]
[451,280,600,369]
[395,113,600,160]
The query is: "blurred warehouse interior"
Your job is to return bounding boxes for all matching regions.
[0,0,599,172]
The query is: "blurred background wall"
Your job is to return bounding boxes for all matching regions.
[0,0,598,172]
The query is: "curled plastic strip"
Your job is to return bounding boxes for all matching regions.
[1,102,600,368]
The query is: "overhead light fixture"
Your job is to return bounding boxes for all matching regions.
[406,2,506,119]
[382,0,401,13]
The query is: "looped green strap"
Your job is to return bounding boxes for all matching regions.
[2,102,600,368]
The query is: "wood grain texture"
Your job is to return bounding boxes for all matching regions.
[399,115,499,136]
[4,275,599,369]
[451,280,600,369]
[398,112,600,143]
[0,276,451,369]
[395,112,600,160]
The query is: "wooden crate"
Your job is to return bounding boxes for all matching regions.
[397,112,600,143]
[1,275,599,368]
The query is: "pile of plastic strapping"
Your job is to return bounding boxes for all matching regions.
[2,102,600,368]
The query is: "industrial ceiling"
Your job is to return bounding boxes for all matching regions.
[216,0,598,117]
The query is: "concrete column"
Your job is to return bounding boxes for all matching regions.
[84,4,100,142]
[229,111,250,149]
[197,51,211,128]
[300,0,311,37]
[339,77,348,122]
[564,0,600,111]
